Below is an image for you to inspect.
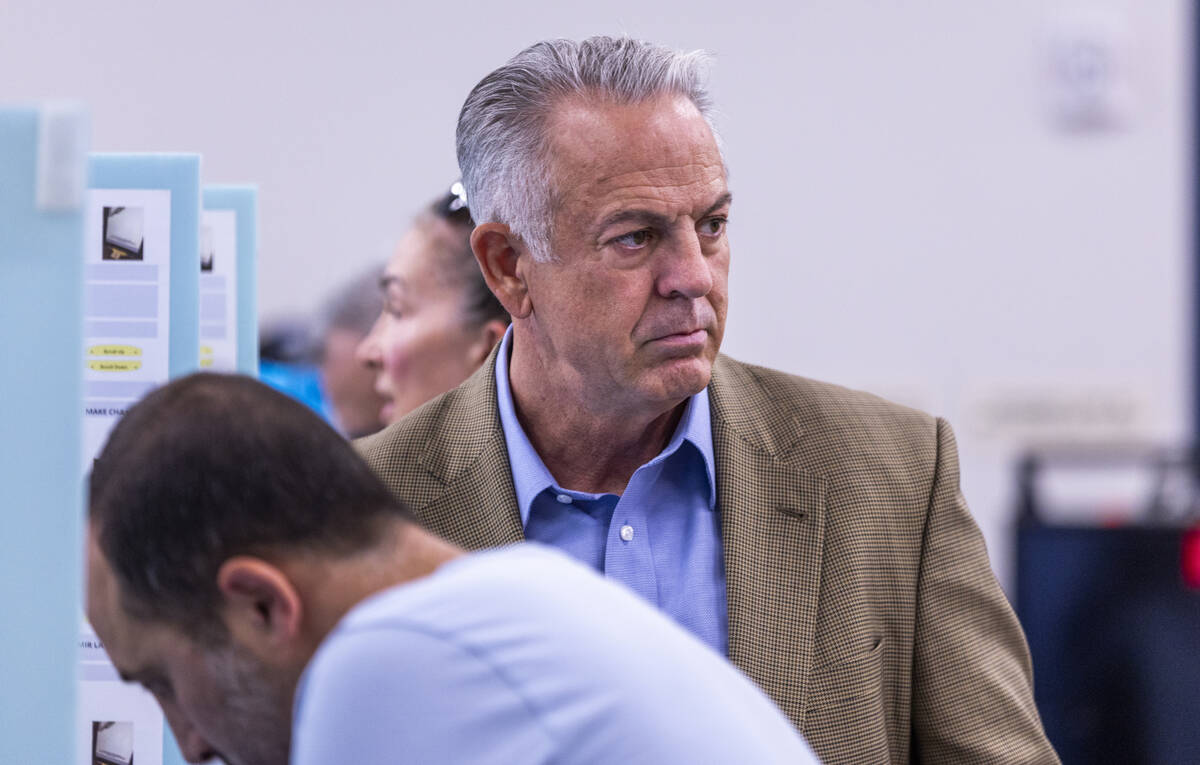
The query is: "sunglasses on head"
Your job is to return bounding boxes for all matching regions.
[436,180,472,224]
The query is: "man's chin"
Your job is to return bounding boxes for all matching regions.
[641,355,713,403]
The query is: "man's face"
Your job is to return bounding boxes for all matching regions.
[521,94,730,415]
[85,528,292,765]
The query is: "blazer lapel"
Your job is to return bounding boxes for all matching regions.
[710,356,827,730]
[412,346,524,549]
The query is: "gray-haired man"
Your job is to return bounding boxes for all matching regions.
[360,36,1059,765]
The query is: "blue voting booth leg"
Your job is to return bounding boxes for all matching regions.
[0,107,86,765]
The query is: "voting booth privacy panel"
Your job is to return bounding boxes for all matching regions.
[78,167,259,765]
[1,104,88,765]
[79,165,259,765]
[80,152,204,765]
[0,134,259,763]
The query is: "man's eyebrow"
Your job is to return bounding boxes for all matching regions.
[702,192,733,218]
[596,208,673,232]
[596,192,734,232]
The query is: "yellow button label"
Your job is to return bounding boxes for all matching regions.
[88,360,142,372]
[87,344,142,357]
[199,358,214,368]
[200,345,214,355]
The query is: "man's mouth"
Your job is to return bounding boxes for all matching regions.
[648,328,707,347]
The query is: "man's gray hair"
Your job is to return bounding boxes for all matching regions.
[456,36,718,262]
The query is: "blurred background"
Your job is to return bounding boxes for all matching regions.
[5,0,1195,760]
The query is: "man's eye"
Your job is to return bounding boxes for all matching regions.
[700,217,727,237]
[614,230,653,249]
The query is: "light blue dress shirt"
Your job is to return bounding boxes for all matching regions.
[495,328,728,655]
[290,545,817,765]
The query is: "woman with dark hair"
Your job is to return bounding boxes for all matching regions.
[357,183,509,425]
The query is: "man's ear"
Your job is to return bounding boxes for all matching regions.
[471,223,533,319]
[216,557,303,649]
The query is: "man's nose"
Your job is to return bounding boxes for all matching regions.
[166,713,218,763]
[656,229,714,300]
[180,730,219,763]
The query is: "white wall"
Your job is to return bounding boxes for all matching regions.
[5,0,1190,585]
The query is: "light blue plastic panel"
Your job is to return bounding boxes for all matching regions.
[89,152,203,765]
[0,104,88,765]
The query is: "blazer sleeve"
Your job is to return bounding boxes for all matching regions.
[909,418,1060,764]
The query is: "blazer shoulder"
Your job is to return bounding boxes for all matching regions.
[713,355,941,477]
[354,391,454,490]
[354,350,504,503]
[355,393,444,459]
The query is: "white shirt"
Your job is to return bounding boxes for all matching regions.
[291,544,817,764]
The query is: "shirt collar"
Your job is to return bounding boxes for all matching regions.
[494,326,717,526]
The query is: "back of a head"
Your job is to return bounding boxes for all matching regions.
[319,264,389,438]
[322,264,387,340]
[89,373,407,636]
[456,36,717,260]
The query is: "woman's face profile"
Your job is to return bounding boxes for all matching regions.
[357,219,502,424]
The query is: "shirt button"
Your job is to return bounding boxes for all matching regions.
[555,493,573,504]
[620,524,635,542]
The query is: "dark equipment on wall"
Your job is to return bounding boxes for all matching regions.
[1015,446,1200,765]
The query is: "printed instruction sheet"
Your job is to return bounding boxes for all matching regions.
[199,209,238,371]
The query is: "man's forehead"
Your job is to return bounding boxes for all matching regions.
[546,95,726,217]
[551,96,719,166]
[549,91,707,133]
[87,553,182,689]
[85,525,114,624]
[85,526,134,667]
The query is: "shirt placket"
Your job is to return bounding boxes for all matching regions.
[602,461,662,605]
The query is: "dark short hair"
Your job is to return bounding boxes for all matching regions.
[426,187,510,328]
[89,373,409,640]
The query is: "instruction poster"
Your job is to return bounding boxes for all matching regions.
[199,209,238,371]
[76,624,164,765]
[82,188,171,473]
[81,187,173,763]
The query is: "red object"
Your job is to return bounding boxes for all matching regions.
[1182,526,1200,590]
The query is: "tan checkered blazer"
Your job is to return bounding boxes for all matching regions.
[357,350,1059,765]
